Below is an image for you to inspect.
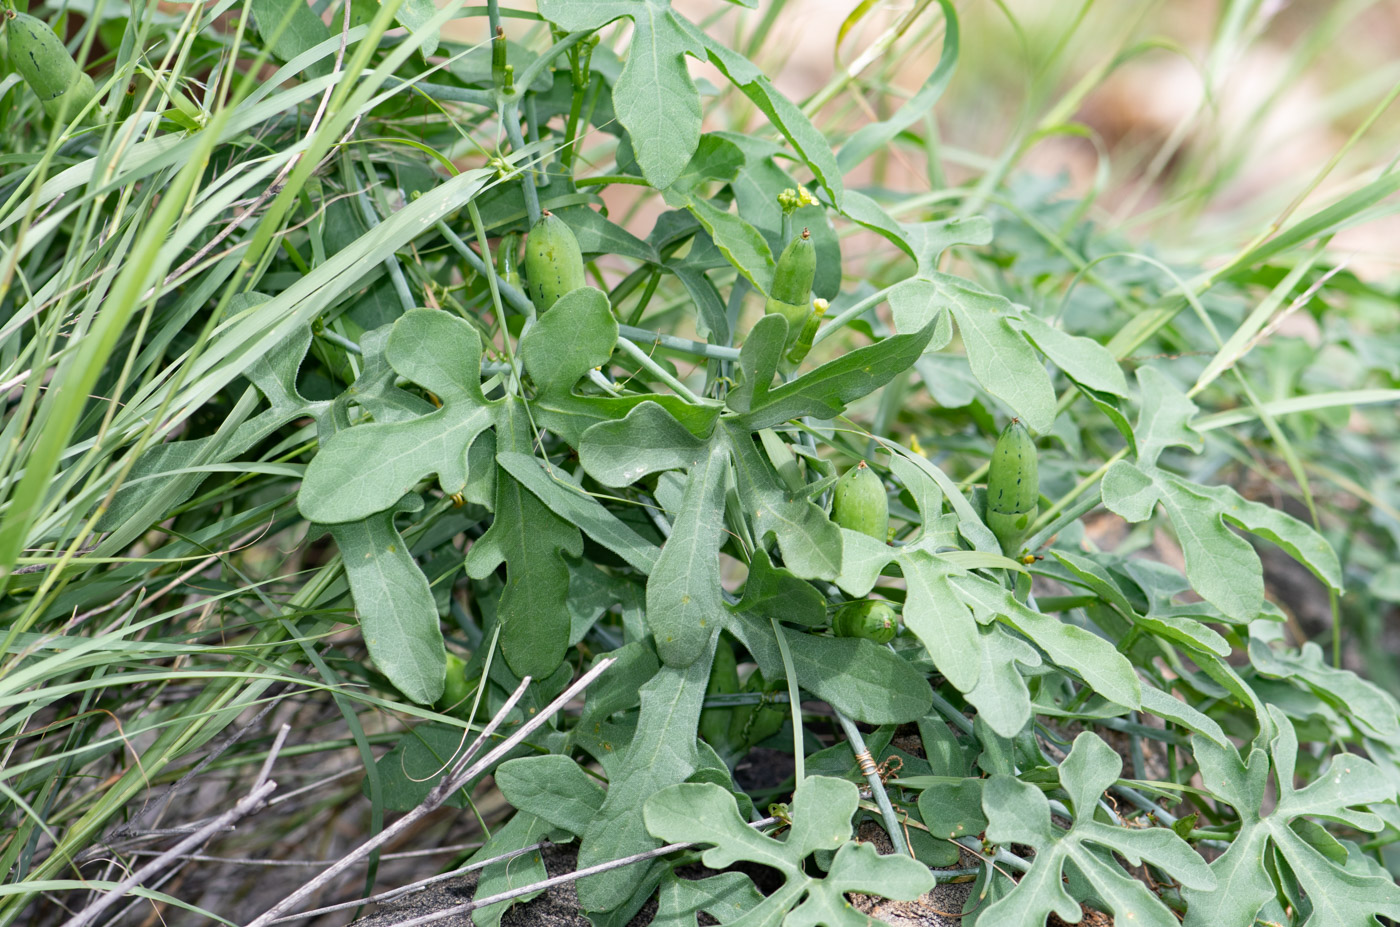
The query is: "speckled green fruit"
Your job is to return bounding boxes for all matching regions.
[832,460,889,543]
[832,599,897,644]
[7,12,96,121]
[524,211,585,311]
[987,418,1039,554]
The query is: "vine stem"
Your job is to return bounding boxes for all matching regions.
[435,220,534,316]
[507,28,592,99]
[575,173,651,188]
[835,711,911,858]
[499,101,540,226]
[1026,448,1125,540]
[615,337,706,404]
[810,284,898,347]
[616,324,741,361]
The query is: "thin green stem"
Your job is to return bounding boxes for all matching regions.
[574,174,651,188]
[616,324,741,361]
[615,337,705,404]
[507,29,592,103]
[811,284,897,347]
[500,102,540,226]
[836,711,910,857]
[466,200,525,386]
[436,221,535,316]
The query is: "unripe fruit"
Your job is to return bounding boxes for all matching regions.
[524,210,585,312]
[832,460,889,543]
[832,599,897,644]
[436,653,474,720]
[784,297,827,367]
[770,228,814,305]
[764,228,815,349]
[7,12,96,122]
[987,418,1039,555]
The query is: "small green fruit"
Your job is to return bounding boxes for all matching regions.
[436,653,474,720]
[770,227,815,305]
[784,297,827,367]
[524,210,586,311]
[832,599,897,644]
[987,418,1039,554]
[832,460,889,543]
[764,228,815,350]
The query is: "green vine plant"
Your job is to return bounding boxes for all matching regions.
[3,0,1400,924]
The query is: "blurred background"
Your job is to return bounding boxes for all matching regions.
[526,0,1400,277]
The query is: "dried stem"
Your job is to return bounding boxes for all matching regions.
[246,658,615,927]
[61,725,290,927]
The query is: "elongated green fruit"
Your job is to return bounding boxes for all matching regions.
[987,418,1039,554]
[7,12,96,121]
[770,227,814,304]
[832,460,889,543]
[764,228,815,347]
[832,599,898,644]
[524,210,585,311]
[785,297,828,366]
[700,633,740,746]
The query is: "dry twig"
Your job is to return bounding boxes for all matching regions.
[61,725,290,927]
[245,657,615,927]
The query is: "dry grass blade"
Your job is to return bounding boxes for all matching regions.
[246,657,615,927]
[60,725,291,927]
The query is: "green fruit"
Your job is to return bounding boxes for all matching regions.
[770,227,815,304]
[436,653,474,720]
[524,210,585,311]
[832,600,898,644]
[764,228,815,348]
[700,633,740,746]
[7,12,96,122]
[832,460,889,543]
[987,418,1039,554]
[784,297,827,368]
